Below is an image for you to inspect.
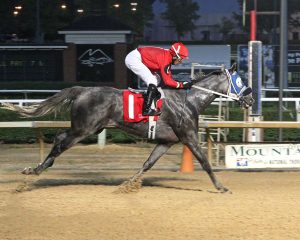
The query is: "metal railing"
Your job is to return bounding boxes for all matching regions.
[0,89,60,100]
[0,99,44,106]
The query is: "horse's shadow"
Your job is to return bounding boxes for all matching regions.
[14,172,205,193]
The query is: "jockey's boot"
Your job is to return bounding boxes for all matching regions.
[142,84,161,116]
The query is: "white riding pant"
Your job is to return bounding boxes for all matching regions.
[125,49,160,86]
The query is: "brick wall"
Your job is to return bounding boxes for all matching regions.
[63,43,77,82]
[114,43,132,89]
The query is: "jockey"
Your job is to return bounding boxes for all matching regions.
[125,42,193,116]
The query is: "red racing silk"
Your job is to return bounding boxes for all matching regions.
[138,47,182,89]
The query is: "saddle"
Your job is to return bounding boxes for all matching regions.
[123,88,163,123]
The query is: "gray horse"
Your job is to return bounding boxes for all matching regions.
[2,64,253,193]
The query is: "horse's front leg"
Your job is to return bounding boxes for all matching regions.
[182,133,229,193]
[116,143,173,193]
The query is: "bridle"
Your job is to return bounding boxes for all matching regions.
[191,69,240,101]
[190,69,254,108]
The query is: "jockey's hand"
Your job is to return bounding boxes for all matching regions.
[182,81,193,89]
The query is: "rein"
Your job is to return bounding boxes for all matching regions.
[191,70,239,101]
[191,85,239,101]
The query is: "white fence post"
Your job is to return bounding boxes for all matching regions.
[98,129,106,149]
[296,100,300,122]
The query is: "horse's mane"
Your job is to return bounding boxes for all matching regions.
[192,70,223,83]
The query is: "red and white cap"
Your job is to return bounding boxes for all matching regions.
[170,42,189,59]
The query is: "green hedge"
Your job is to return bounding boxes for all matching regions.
[202,102,300,142]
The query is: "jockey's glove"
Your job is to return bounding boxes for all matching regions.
[182,81,193,89]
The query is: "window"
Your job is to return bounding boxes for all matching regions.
[202,31,210,41]
[292,32,299,40]
[291,72,300,83]
[0,50,63,82]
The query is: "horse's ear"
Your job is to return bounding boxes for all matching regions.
[229,62,237,73]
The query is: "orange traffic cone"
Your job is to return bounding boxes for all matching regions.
[180,145,194,173]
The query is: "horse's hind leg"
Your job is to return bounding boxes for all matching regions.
[22,128,95,175]
[116,143,173,193]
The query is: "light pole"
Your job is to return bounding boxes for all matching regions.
[279,0,288,141]
[244,0,286,142]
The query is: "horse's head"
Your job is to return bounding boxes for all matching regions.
[191,63,254,109]
[227,63,254,109]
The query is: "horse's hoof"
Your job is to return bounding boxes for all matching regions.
[219,187,232,194]
[15,182,31,192]
[114,178,142,194]
[21,167,39,175]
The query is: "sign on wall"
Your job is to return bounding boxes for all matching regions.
[0,49,63,82]
[238,44,275,88]
[238,44,300,88]
[77,44,114,82]
[225,144,300,169]
[141,45,231,69]
[173,45,231,70]
[139,44,231,82]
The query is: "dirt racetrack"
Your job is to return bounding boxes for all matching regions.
[1,143,300,240]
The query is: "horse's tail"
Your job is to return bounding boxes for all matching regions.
[1,86,85,118]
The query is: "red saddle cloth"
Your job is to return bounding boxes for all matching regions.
[123,90,163,123]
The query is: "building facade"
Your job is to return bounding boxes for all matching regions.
[0,15,134,89]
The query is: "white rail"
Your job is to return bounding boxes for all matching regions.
[2,97,300,108]
[0,90,60,93]
[0,89,60,99]
[0,99,44,106]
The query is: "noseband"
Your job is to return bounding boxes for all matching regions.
[191,70,240,101]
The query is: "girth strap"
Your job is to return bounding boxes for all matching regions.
[148,116,157,139]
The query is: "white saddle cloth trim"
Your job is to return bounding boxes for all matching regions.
[128,94,134,119]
